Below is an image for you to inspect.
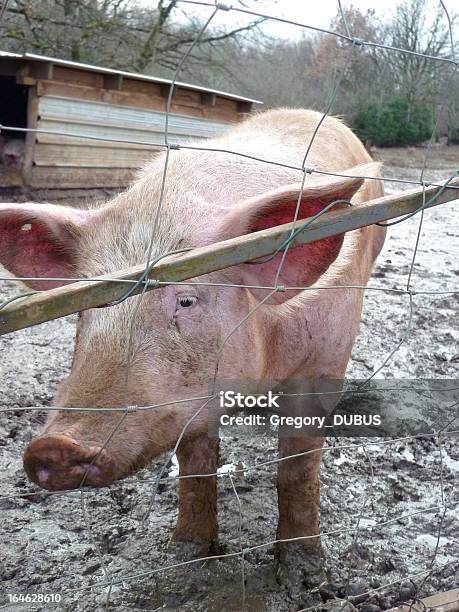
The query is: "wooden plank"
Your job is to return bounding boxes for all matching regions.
[35,117,220,143]
[175,88,203,107]
[204,105,242,123]
[52,65,103,88]
[36,96,232,138]
[37,80,168,113]
[387,588,458,612]
[36,131,161,150]
[35,81,241,122]
[169,103,202,119]
[0,177,458,335]
[207,97,241,122]
[28,166,136,189]
[218,97,240,111]
[35,129,205,150]
[33,143,153,168]
[122,78,163,97]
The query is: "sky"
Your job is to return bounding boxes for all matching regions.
[211,0,399,35]
[169,0,456,40]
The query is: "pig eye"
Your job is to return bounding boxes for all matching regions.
[176,295,198,309]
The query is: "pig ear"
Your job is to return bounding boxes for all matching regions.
[220,167,371,292]
[0,203,93,290]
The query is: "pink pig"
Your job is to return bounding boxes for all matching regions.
[0,109,385,587]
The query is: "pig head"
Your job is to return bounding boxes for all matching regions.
[0,109,385,581]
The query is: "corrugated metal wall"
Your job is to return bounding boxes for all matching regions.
[30,95,232,187]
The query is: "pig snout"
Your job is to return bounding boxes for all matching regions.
[23,435,115,490]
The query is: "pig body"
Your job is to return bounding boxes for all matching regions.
[0,109,385,587]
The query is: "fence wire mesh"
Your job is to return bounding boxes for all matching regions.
[0,0,458,610]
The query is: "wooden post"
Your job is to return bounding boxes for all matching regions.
[22,85,39,187]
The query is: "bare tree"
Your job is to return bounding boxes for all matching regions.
[378,0,456,104]
[215,35,317,108]
[304,6,381,118]
[0,0,267,78]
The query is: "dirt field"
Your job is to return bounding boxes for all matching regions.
[0,147,458,611]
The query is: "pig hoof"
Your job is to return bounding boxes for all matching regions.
[275,543,326,597]
[168,538,219,561]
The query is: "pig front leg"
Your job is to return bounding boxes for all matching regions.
[276,435,326,594]
[172,433,220,557]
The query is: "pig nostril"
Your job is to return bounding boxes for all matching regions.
[36,466,50,486]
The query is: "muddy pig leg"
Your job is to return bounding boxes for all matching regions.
[276,434,326,594]
[172,433,220,557]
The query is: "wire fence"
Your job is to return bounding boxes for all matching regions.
[0,0,458,610]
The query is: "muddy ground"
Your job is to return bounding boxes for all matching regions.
[0,147,458,611]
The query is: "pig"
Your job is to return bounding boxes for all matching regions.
[0,109,385,589]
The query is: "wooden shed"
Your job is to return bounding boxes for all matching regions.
[0,51,260,191]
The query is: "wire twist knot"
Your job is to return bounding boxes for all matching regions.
[144,279,160,288]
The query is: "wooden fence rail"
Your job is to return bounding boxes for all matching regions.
[387,588,458,612]
[1,177,458,335]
